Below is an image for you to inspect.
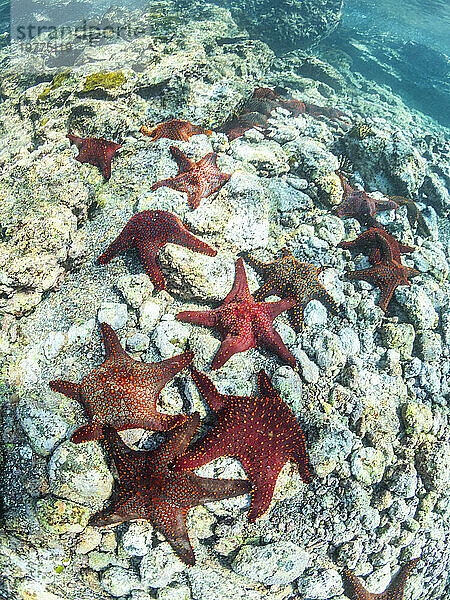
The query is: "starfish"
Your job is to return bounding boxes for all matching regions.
[49,322,193,443]
[390,196,432,237]
[149,146,231,210]
[217,112,271,140]
[334,170,399,227]
[242,249,339,331]
[89,414,252,565]
[140,119,212,142]
[344,254,420,312]
[338,228,415,265]
[96,209,217,291]
[173,367,310,522]
[67,133,121,180]
[342,558,420,600]
[176,257,296,370]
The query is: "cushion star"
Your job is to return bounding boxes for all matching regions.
[338,227,415,265]
[242,249,339,331]
[342,558,420,600]
[89,414,252,565]
[67,133,121,180]
[172,367,311,522]
[176,257,297,370]
[49,322,193,443]
[96,209,217,291]
[150,145,231,210]
[140,119,212,142]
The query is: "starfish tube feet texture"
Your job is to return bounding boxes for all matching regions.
[67,134,121,180]
[140,119,212,142]
[338,228,415,265]
[173,367,310,522]
[89,414,252,565]
[49,322,193,442]
[242,250,339,330]
[150,145,231,210]
[342,558,420,600]
[176,257,296,369]
[96,209,217,291]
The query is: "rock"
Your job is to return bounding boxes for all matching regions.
[312,330,346,373]
[232,541,310,585]
[188,563,266,600]
[139,543,186,588]
[151,318,190,358]
[350,447,385,485]
[304,300,328,327]
[401,401,433,436]
[296,569,343,599]
[419,362,442,394]
[416,441,450,492]
[48,440,113,509]
[403,357,422,378]
[67,318,96,346]
[188,506,216,539]
[157,583,192,600]
[231,139,289,176]
[43,331,66,359]
[293,348,320,383]
[36,497,91,534]
[88,551,119,572]
[101,566,143,597]
[338,326,361,357]
[381,323,415,360]
[98,302,128,330]
[75,526,102,554]
[316,214,346,246]
[385,463,418,498]
[117,273,154,308]
[140,299,165,332]
[415,331,442,362]
[126,332,151,352]
[309,427,354,477]
[413,241,449,281]
[395,285,438,330]
[336,539,363,570]
[121,522,152,557]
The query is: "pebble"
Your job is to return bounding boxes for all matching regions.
[416,441,450,492]
[98,302,128,330]
[126,332,150,352]
[121,522,152,557]
[139,543,186,588]
[157,583,192,600]
[117,273,154,308]
[296,569,343,599]
[43,331,66,359]
[350,447,385,485]
[101,566,143,597]
[293,348,320,383]
[75,526,102,554]
[67,318,96,345]
[152,319,190,358]
[140,299,165,331]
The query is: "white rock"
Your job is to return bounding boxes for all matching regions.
[98,302,128,330]
[139,543,186,588]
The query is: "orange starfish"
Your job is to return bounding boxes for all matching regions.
[140,119,212,142]
[342,558,420,600]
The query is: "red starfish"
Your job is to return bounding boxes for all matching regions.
[338,228,415,265]
[334,171,399,227]
[242,249,339,330]
[140,119,212,142]
[344,251,419,312]
[150,146,231,210]
[67,134,121,180]
[89,414,252,565]
[173,367,310,522]
[342,558,420,600]
[96,210,217,291]
[176,257,296,370]
[49,322,193,443]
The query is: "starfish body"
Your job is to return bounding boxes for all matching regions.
[140,119,212,142]
[150,146,231,210]
[334,171,399,227]
[242,250,339,330]
[89,414,252,565]
[345,259,419,312]
[390,196,432,237]
[67,134,121,180]
[176,257,296,369]
[96,210,217,291]
[173,367,310,522]
[338,228,415,265]
[342,558,420,600]
[49,323,193,443]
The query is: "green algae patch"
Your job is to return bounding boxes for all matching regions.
[36,496,91,534]
[38,71,71,101]
[83,71,127,92]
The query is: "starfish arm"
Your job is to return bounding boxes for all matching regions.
[373,197,399,213]
[170,145,195,174]
[241,454,286,522]
[154,413,200,466]
[100,158,112,181]
[145,351,194,397]
[378,278,404,312]
[263,297,296,319]
[140,125,162,142]
[183,471,252,506]
[398,242,415,254]
[252,280,279,302]
[190,366,230,411]
[88,485,141,527]
[290,301,306,331]
[99,322,127,360]
[168,219,217,257]
[314,285,340,316]
[241,252,268,275]
[136,237,166,290]
[254,324,296,368]
[71,421,105,444]
[96,219,135,265]
[150,502,196,566]
[342,570,372,600]
[49,380,80,401]
[101,425,148,484]
[223,258,252,303]
[172,426,235,471]
[186,189,201,210]
[384,558,420,600]
[176,309,218,328]
[211,333,254,370]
